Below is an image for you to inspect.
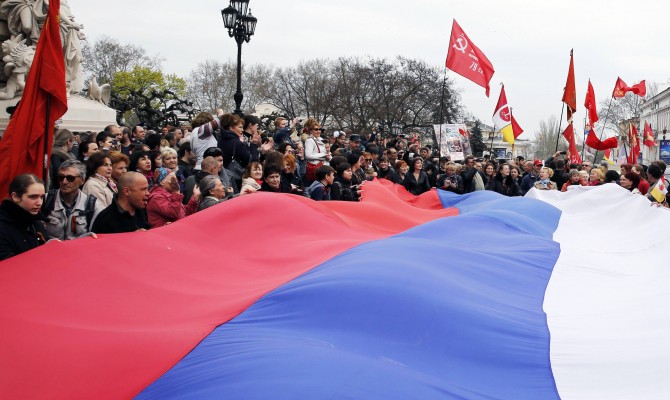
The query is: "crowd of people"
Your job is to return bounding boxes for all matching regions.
[1,113,669,262]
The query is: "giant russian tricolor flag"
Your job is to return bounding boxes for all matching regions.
[1,181,669,399]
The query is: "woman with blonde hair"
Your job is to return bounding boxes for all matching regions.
[588,168,604,186]
[533,167,558,190]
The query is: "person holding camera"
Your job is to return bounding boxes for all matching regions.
[436,162,464,194]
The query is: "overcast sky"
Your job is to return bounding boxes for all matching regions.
[69,0,669,136]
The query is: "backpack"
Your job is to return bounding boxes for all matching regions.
[42,189,97,231]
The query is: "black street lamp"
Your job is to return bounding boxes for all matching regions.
[488,130,495,155]
[221,0,257,115]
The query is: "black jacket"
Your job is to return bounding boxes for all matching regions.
[91,199,150,234]
[403,171,432,195]
[217,130,259,170]
[490,174,521,197]
[0,200,47,261]
[331,176,356,201]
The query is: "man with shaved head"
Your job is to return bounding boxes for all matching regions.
[92,172,150,233]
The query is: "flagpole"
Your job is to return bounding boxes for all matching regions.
[593,96,614,163]
[438,67,448,157]
[42,94,51,182]
[622,122,630,161]
[555,103,565,153]
[581,116,587,162]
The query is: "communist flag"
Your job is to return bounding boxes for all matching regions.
[613,78,647,98]
[584,80,598,126]
[627,123,640,164]
[562,124,582,164]
[0,0,68,195]
[585,129,618,151]
[562,50,576,122]
[492,85,514,144]
[446,19,495,97]
[643,121,655,148]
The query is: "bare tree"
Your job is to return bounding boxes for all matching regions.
[533,116,566,159]
[186,60,236,112]
[81,35,163,84]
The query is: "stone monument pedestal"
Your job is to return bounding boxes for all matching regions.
[0,95,117,134]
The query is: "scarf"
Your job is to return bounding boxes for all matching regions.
[473,172,485,191]
[95,173,117,192]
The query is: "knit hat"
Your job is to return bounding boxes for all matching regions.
[153,167,171,186]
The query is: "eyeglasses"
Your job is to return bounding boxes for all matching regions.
[312,128,323,131]
[582,164,591,167]
[57,174,79,182]
[364,159,373,162]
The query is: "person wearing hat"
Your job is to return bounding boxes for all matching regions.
[329,131,346,154]
[342,134,363,157]
[146,167,200,228]
[520,160,543,195]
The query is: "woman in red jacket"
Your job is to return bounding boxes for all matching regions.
[146,167,199,228]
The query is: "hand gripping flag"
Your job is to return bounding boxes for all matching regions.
[446,19,495,97]
[562,50,577,122]
[643,122,656,148]
[492,85,516,144]
[0,0,68,195]
[613,78,647,98]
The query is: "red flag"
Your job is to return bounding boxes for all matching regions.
[511,115,523,139]
[612,77,646,98]
[643,121,655,148]
[585,129,618,150]
[0,0,68,195]
[612,77,629,98]
[562,50,577,122]
[630,80,646,97]
[446,19,495,97]
[562,124,582,164]
[584,80,599,125]
[627,123,640,164]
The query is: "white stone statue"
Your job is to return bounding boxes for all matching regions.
[87,76,111,106]
[0,0,85,97]
[0,34,34,99]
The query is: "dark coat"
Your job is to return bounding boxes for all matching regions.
[403,171,431,195]
[91,199,150,234]
[0,200,47,261]
[217,130,259,170]
[491,174,521,197]
[331,176,356,201]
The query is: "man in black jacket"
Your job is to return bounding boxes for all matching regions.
[92,172,150,234]
[461,156,486,193]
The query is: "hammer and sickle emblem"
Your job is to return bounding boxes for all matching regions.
[452,34,468,54]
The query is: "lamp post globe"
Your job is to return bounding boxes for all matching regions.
[221,0,257,116]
